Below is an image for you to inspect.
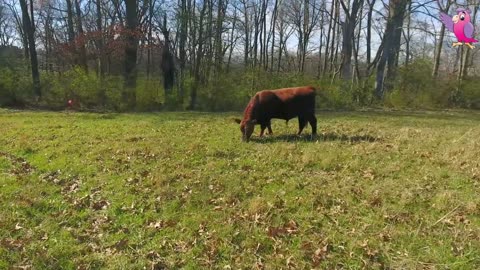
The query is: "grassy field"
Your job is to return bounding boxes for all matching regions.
[0,109,479,269]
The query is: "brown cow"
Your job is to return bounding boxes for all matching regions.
[234,86,317,142]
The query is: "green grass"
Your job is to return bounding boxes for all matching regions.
[1,109,480,269]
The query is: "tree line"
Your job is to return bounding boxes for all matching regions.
[0,0,479,110]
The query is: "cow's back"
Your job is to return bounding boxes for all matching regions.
[255,86,315,121]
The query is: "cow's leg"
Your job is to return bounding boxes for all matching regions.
[260,124,267,137]
[267,120,273,135]
[307,114,317,135]
[298,116,307,135]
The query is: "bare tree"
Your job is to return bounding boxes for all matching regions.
[288,0,321,72]
[432,0,452,77]
[177,0,187,101]
[0,3,16,46]
[124,0,138,109]
[339,0,365,80]
[365,0,376,66]
[74,0,88,71]
[276,2,295,72]
[322,0,335,76]
[269,0,279,71]
[189,0,209,109]
[95,0,106,78]
[226,7,239,72]
[374,0,410,99]
[19,0,41,99]
[160,15,175,99]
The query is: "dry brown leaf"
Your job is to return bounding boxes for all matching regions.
[113,238,129,251]
[92,200,110,210]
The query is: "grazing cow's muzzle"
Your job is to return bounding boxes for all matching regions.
[242,120,255,142]
[236,118,256,142]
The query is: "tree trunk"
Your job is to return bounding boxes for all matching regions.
[374,0,409,99]
[20,0,40,99]
[457,46,465,81]
[404,1,411,66]
[124,0,138,109]
[300,0,309,73]
[160,15,175,99]
[323,0,335,76]
[146,0,154,78]
[243,0,250,67]
[74,0,88,72]
[214,0,226,75]
[366,0,375,66]
[189,0,196,74]
[189,0,208,110]
[432,1,452,77]
[270,0,278,71]
[66,0,76,67]
[226,8,238,73]
[277,15,284,72]
[317,14,324,78]
[8,3,30,59]
[205,0,214,81]
[253,4,259,67]
[95,0,105,78]
[262,0,268,69]
[329,0,338,75]
[354,4,363,82]
[177,0,187,103]
[340,0,364,80]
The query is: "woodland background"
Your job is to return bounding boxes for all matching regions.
[0,0,479,111]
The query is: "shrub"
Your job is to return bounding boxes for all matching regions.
[385,59,457,109]
[66,68,102,108]
[458,78,480,109]
[0,67,32,107]
[136,77,163,111]
[2,59,478,112]
[0,68,18,106]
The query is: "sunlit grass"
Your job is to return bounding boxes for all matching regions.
[1,109,479,269]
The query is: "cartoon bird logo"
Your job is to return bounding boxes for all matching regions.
[440,8,478,49]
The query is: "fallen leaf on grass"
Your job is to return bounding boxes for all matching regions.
[451,243,465,256]
[361,240,380,261]
[151,261,167,270]
[2,238,24,250]
[113,239,129,251]
[286,256,296,268]
[63,181,80,193]
[302,240,331,266]
[253,259,264,270]
[148,221,166,230]
[267,220,298,238]
[313,244,330,266]
[15,264,32,270]
[362,168,375,180]
[146,251,160,260]
[92,200,110,210]
[378,232,391,242]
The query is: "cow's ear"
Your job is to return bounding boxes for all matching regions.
[234,118,242,124]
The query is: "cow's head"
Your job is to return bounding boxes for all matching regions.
[234,118,256,142]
